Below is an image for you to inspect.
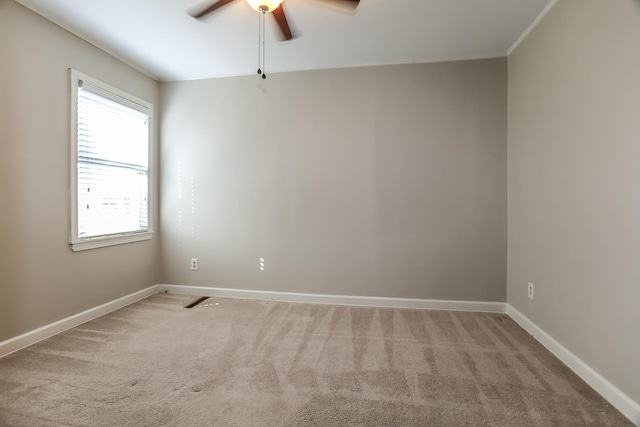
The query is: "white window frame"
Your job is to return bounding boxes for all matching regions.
[69,69,154,251]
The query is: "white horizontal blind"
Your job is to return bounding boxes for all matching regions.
[76,81,150,239]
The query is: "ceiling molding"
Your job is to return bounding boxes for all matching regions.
[13,0,160,81]
[507,0,559,56]
[14,0,553,81]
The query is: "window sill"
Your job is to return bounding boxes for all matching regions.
[70,231,154,252]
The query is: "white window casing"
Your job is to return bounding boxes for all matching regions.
[70,69,154,251]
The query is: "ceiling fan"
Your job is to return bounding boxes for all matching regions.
[190,0,361,41]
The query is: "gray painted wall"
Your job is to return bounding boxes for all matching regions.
[0,0,161,342]
[508,0,640,404]
[160,59,508,302]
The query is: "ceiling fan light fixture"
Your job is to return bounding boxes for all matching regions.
[246,0,283,13]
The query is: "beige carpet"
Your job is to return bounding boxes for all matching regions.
[0,293,631,426]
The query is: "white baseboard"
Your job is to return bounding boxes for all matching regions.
[0,285,159,359]
[0,285,505,360]
[0,284,505,360]
[157,284,507,313]
[506,304,640,426]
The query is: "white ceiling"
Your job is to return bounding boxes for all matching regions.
[15,0,552,81]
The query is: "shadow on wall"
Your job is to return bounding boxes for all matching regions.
[0,23,31,342]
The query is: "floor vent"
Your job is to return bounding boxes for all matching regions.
[185,296,210,309]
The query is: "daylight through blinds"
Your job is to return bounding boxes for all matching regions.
[77,82,149,239]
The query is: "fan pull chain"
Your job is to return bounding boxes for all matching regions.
[261,11,266,79]
[257,11,261,75]
[256,11,267,79]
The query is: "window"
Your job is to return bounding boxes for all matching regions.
[70,70,153,251]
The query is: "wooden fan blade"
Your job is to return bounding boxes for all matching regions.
[271,4,294,41]
[191,0,237,18]
[315,0,360,9]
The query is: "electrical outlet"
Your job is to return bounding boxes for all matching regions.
[191,258,199,271]
[527,282,534,300]
[259,257,265,271]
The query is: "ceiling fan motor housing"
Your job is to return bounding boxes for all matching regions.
[246,0,283,13]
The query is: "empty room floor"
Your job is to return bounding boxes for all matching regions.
[0,293,631,426]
